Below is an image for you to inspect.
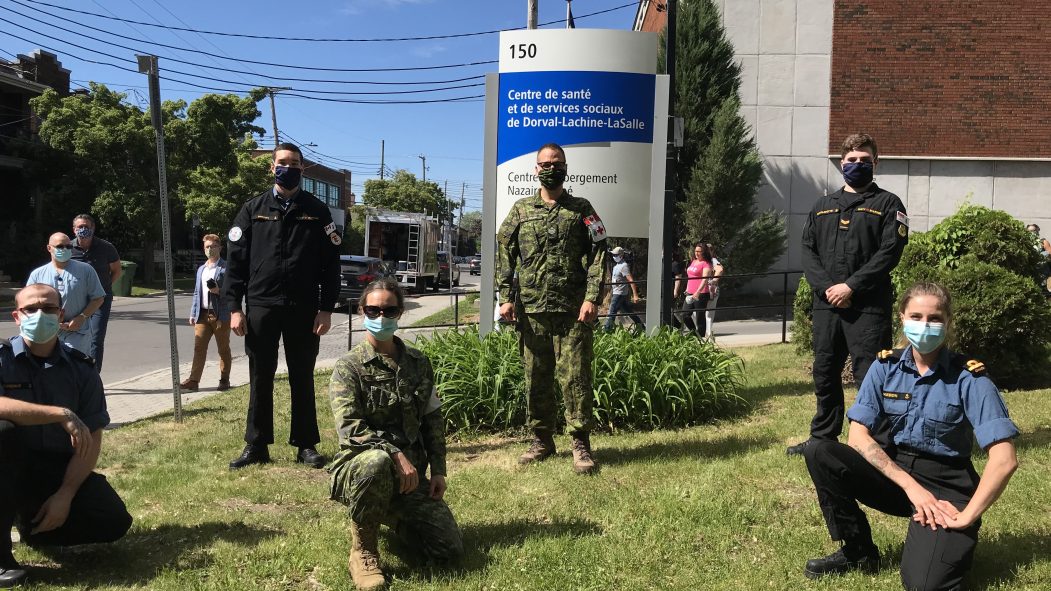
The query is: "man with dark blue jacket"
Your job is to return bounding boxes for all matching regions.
[222,143,341,470]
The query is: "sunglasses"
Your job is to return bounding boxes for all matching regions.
[18,305,62,315]
[362,306,402,319]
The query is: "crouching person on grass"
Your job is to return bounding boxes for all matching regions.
[327,278,463,590]
[802,282,1019,590]
[1,284,132,587]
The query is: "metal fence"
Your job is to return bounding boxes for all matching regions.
[346,269,805,349]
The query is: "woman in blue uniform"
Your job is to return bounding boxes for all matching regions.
[802,281,1019,591]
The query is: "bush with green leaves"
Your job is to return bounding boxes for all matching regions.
[415,326,747,433]
[791,277,813,356]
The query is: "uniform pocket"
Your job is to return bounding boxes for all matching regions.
[361,377,398,413]
[923,402,967,451]
[882,397,912,430]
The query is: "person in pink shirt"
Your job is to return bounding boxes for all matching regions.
[681,242,714,337]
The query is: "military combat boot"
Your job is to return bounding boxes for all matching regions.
[518,430,556,465]
[571,432,598,474]
[348,521,386,591]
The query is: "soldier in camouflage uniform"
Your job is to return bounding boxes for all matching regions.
[497,142,608,475]
[327,278,463,590]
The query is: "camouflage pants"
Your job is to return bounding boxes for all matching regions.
[330,449,464,563]
[518,312,595,434]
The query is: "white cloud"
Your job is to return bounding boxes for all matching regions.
[411,44,448,59]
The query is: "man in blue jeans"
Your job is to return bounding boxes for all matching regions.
[603,246,644,332]
[70,214,122,373]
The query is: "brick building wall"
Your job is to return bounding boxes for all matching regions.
[830,0,1051,158]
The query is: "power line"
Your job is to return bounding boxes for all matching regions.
[3,2,489,83]
[0,16,485,95]
[26,0,638,43]
[0,26,486,104]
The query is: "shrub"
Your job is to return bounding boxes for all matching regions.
[892,255,1051,385]
[415,326,747,433]
[791,277,813,356]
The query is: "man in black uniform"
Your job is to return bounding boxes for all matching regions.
[1,284,132,587]
[787,133,908,456]
[223,143,341,470]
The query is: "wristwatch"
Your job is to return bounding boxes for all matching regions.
[79,313,90,320]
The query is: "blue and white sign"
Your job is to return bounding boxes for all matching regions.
[492,29,662,239]
[480,29,669,334]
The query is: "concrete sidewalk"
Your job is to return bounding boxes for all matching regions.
[103,318,792,427]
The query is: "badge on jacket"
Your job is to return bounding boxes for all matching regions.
[583,214,607,243]
[228,226,243,242]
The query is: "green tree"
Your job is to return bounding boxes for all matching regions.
[362,170,457,223]
[659,0,785,277]
[459,210,482,237]
[30,84,268,283]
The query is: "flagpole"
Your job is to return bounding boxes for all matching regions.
[566,0,573,28]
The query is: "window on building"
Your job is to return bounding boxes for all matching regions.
[331,186,341,207]
[302,177,315,193]
[315,181,327,200]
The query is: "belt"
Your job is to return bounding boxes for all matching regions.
[894,447,972,470]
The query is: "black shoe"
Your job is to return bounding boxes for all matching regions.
[0,563,28,588]
[786,439,817,456]
[229,444,270,470]
[296,447,325,468]
[804,547,879,579]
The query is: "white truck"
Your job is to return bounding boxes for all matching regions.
[363,208,441,293]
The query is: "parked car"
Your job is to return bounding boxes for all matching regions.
[469,256,481,276]
[436,251,461,287]
[338,255,389,312]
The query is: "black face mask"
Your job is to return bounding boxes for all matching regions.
[842,161,874,189]
[275,165,302,190]
[538,167,567,189]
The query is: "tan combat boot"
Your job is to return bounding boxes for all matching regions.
[571,432,598,474]
[349,521,386,591]
[518,430,556,465]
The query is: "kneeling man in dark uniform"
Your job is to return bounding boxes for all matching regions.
[1,284,132,587]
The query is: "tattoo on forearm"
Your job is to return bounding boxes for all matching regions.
[853,441,894,476]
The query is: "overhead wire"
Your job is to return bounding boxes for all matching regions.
[25,0,637,43]
[3,2,489,83]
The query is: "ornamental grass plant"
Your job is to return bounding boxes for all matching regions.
[415,326,747,433]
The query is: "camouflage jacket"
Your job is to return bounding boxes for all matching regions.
[327,337,447,477]
[497,190,608,314]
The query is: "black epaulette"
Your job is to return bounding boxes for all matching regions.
[877,348,905,363]
[62,343,95,366]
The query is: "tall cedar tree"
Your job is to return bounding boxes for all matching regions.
[659,0,785,276]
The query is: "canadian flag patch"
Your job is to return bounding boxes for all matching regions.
[583,214,607,243]
[896,211,909,227]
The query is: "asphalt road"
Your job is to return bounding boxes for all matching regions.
[0,270,482,385]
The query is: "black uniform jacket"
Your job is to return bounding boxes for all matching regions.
[801,183,908,313]
[222,188,341,312]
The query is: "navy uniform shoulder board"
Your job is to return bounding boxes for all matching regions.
[877,348,905,363]
[952,352,986,376]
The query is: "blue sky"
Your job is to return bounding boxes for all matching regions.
[0,0,638,212]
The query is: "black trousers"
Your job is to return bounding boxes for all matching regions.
[804,440,980,591]
[681,293,711,335]
[0,421,132,562]
[810,307,892,440]
[244,305,321,448]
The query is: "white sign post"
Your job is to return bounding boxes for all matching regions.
[481,29,668,335]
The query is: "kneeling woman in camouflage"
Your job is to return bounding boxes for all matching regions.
[802,282,1019,590]
[327,278,463,590]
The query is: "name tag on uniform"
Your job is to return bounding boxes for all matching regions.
[815,208,839,217]
[857,207,882,216]
[2,382,31,390]
[298,215,319,221]
[253,215,279,221]
[882,391,911,400]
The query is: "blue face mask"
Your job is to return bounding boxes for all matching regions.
[75,227,94,239]
[902,320,946,354]
[19,310,61,344]
[842,161,874,189]
[363,316,398,341]
[274,165,302,190]
[53,247,72,263]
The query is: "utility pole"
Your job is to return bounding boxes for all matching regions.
[135,54,182,422]
[419,154,427,182]
[264,86,292,148]
[528,0,538,28]
[379,139,385,179]
[459,182,466,256]
[660,0,678,327]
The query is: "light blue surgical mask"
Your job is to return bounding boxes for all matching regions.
[19,309,61,344]
[363,316,398,341]
[902,320,946,354]
[53,247,72,263]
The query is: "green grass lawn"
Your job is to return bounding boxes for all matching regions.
[16,344,1051,590]
[129,277,196,297]
[411,296,481,328]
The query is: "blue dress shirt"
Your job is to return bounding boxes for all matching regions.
[847,346,1019,457]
